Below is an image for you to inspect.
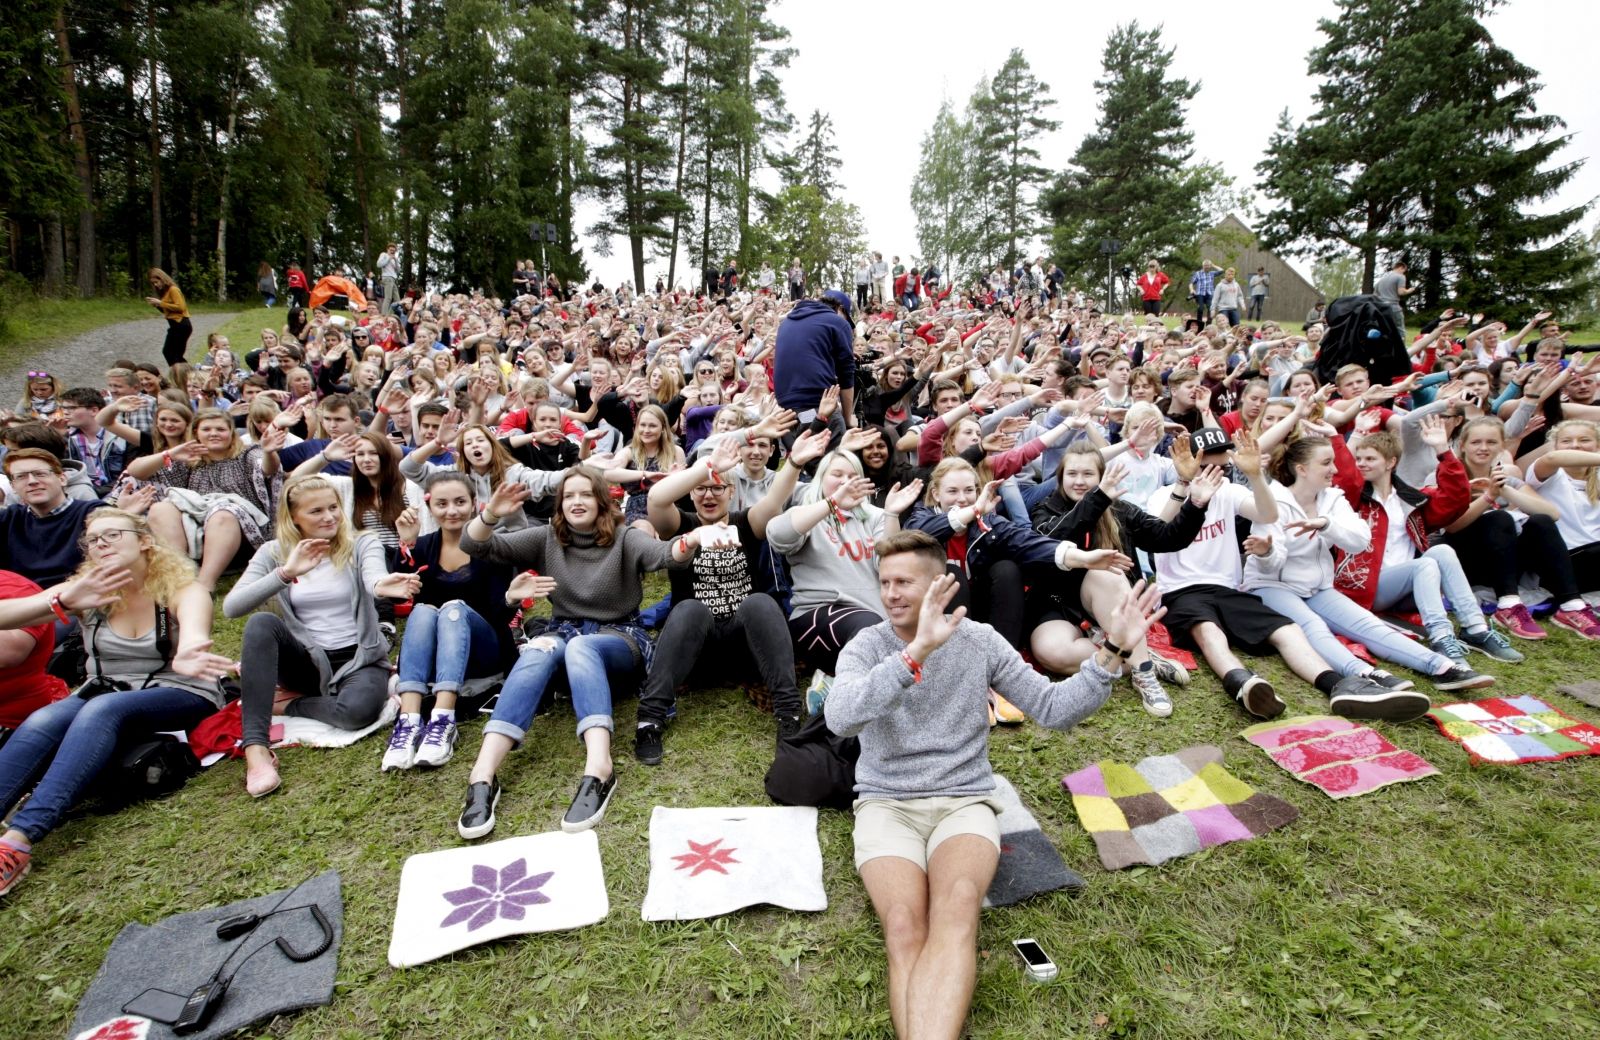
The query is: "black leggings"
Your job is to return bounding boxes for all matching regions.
[950,560,1025,650]
[856,284,869,309]
[638,595,800,725]
[788,603,882,673]
[1570,541,1600,595]
[240,613,390,746]
[1444,511,1579,602]
[162,317,193,366]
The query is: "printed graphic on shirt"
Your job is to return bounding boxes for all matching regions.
[692,544,752,618]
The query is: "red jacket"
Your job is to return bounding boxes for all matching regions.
[1329,434,1470,609]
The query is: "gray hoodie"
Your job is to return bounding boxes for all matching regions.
[766,505,886,617]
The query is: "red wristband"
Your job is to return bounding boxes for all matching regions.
[900,650,923,683]
[49,594,71,625]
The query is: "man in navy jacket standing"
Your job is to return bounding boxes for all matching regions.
[774,289,858,430]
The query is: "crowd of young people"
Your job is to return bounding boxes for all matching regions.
[1,259,1595,1038]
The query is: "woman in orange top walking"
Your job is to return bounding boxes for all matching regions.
[146,267,192,365]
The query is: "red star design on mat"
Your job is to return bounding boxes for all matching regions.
[672,837,740,876]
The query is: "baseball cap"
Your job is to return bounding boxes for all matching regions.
[1190,427,1234,455]
[821,289,854,318]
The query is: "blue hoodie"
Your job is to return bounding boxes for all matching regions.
[773,300,854,413]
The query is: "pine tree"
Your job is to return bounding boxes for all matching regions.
[785,109,841,200]
[1258,0,1590,312]
[1042,22,1215,287]
[970,48,1057,269]
[911,99,978,280]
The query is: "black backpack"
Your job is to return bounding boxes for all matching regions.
[89,735,199,808]
[764,713,860,810]
[1316,294,1409,387]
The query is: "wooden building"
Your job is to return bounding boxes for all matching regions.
[1191,214,1322,324]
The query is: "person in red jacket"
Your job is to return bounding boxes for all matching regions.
[285,262,310,309]
[1136,261,1170,315]
[1330,419,1524,667]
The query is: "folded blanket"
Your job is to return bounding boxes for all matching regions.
[641,806,826,922]
[389,830,609,967]
[1555,681,1600,710]
[985,774,1085,907]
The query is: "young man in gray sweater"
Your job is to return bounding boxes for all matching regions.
[825,530,1166,1040]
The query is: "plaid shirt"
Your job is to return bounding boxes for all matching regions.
[1190,269,1218,296]
[113,392,157,434]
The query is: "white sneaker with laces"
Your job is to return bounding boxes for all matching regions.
[414,716,459,768]
[382,715,423,772]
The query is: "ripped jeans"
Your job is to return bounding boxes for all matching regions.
[395,601,503,696]
[482,633,638,747]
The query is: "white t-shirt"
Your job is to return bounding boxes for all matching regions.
[1156,483,1252,594]
[1120,451,1178,514]
[284,559,360,648]
[1526,467,1600,548]
[1380,490,1414,569]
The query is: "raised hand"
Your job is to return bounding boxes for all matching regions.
[816,384,841,421]
[115,394,146,413]
[505,571,558,604]
[395,506,421,544]
[56,563,135,612]
[707,435,744,474]
[374,571,424,601]
[788,427,833,469]
[484,481,532,520]
[1098,460,1130,499]
[1233,425,1263,477]
[1187,465,1226,507]
[1283,517,1329,538]
[114,483,158,516]
[281,537,331,579]
[840,427,877,453]
[170,640,241,681]
[1101,579,1168,653]
[167,441,203,464]
[436,408,463,447]
[1243,532,1275,557]
[832,476,877,512]
[257,424,287,453]
[882,478,924,515]
[752,407,799,442]
[322,432,362,462]
[1417,413,1450,451]
[974,478,1004,518]
[906,573,966,661]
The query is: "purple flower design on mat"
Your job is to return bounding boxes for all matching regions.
[440,858,553,931]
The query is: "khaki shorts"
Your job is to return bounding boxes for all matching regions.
[852,795,1003,871]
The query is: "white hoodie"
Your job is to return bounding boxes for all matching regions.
[1243,480,1370,598]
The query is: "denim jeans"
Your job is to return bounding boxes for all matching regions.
[1372,544,1486,638]
[1000,478,1058,528]
[396,601,503,696]
[0,687,214,843]
[484,633,638,745]
[1253,587,1452,678]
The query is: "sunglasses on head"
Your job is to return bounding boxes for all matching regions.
[28,371,50,379]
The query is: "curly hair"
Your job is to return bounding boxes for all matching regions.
[72,508,197,612]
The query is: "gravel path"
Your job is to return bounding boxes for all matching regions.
[2,311,242,392]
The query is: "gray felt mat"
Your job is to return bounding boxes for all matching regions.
[69,870,341,1040]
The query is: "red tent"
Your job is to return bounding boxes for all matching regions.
[308,274,368,311]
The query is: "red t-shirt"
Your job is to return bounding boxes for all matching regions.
[1137,272,1170,301]
[0,572,68,728]
[1219,410,1245,436]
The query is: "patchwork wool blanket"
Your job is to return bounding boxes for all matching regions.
[984,774,1086,907]
[1427,695,1600,766]
[1241,715,1438,798]
[640,806,826,922]
[1063,745,1297,870]
[389,830,609,967]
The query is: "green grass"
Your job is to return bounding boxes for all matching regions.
[5,575,1600,1039]
[0,295,241,368]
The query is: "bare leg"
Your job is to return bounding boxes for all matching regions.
[906,835,1000,1040]
[468,733,515,784]
[1191,621,1244,676]
[146,501,187,554]
[197,511,242,591]
[1082,570,1150,668]
[860,856,930,1038]
[1028,620,1095,675]
[581,727,612,782]
[1267,625,1333,684]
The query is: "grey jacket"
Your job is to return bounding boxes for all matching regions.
[223,533,392,692]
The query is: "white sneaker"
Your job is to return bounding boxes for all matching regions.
[1149,650,1190,687]
[414,717,459,768]
[381,715,423,772]
[1132,665,1173,718]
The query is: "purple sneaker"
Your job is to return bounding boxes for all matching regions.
[1552,606,1600,641]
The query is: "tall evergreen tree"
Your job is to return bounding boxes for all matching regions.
[1258,0,1590,312]
[970,48,1057,269]
[784,109,840,200]
[911,98,979,280]
[1042,22,1217,286]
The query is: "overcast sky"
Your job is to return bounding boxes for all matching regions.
[575,0,1600,289]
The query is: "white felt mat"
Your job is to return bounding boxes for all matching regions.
[640,805,825,922]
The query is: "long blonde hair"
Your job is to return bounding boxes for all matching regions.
[1551,419,1600,504]
[276,475,357,569]
[72,509,197,612]
[629,404,677,471]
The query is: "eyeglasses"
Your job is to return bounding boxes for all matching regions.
[7,468,56,484]
[691,485,730,496]
[85,528,139,548]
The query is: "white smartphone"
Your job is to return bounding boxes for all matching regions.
[1012,938,1058,983]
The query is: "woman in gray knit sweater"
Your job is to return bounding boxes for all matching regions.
[453,466,717,839]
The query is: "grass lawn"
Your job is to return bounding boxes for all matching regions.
[5,570,1600,1039]
[0,296,241,370]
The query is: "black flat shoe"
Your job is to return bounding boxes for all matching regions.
[561,774,617,833]
[458,779,501,840]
